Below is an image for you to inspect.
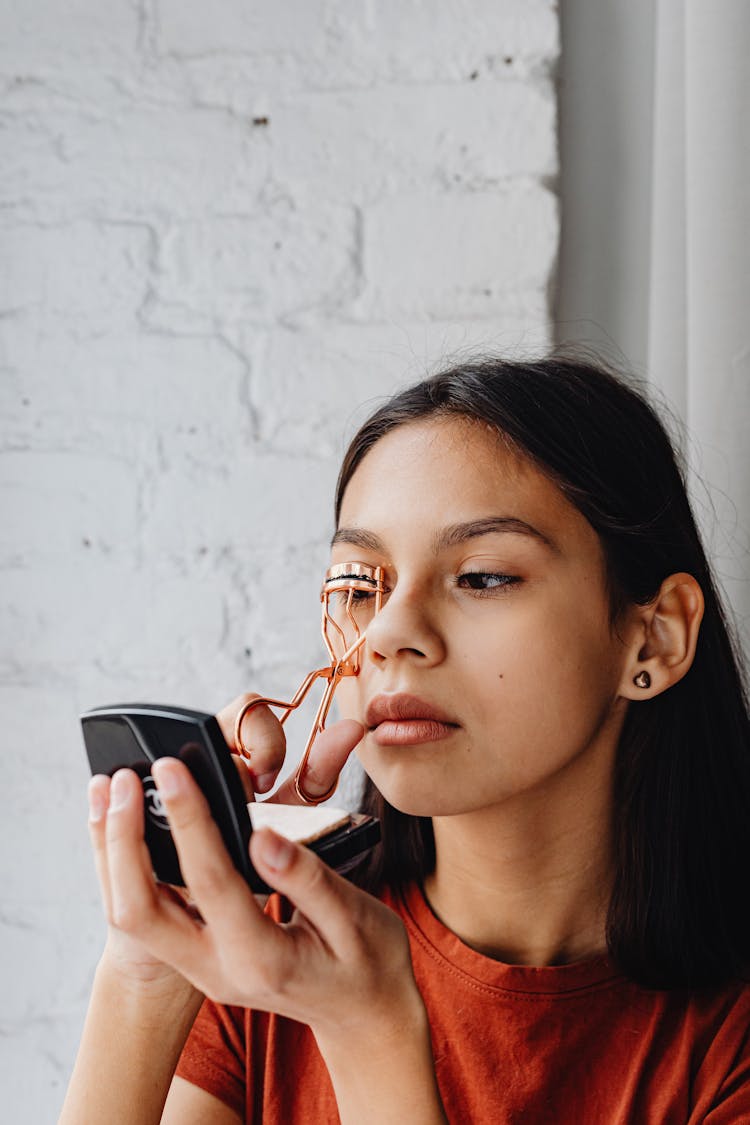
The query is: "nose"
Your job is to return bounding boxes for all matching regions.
[363,581,446,668]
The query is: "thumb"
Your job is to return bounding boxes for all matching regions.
[249,827,361,945]
[271,718,364,806]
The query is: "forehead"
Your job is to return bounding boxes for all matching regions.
[338,416,596,554]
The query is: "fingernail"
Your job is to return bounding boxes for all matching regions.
[257,828,293,872]
[109,770,131,811]
[151,759,183,800]
[253,771,276,794]
[88,776,107,822]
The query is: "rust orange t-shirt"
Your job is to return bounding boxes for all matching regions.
[176,884,750,1123]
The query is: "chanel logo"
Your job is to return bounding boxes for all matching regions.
[143,776,171,831]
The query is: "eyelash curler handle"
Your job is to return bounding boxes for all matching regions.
[233,635,363,805]
[234,565,384,805]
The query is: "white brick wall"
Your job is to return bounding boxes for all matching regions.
[0,2,559,1116]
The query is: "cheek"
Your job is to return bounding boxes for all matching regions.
[472,603,621,733]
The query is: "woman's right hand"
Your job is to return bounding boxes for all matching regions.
[215,691,364,807]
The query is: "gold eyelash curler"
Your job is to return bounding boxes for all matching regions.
[233,562,386,805]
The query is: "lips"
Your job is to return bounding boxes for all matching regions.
[365,693,457,728]
[364,694,459,746]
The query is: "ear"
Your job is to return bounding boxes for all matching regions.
[619,572,705,701]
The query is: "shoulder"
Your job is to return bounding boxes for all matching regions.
[674,977,750,1118]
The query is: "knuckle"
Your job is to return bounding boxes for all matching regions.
[239,691,262,706]
[346,902,373,951]
[104,813,129,845]
[233,692,263,718]
[300,758,324,786]
[187,858,231,901]
[167,799,211,834]
[298,759,334,797]
[111,897,155,934]
[300,853,330,897]
[241,723,286,776]
[250,709,284,746]
[216,693,262,742]
[347,896,405,961]
[88,819,105,848]
[251,954,289,1001]
[163,787,211,832]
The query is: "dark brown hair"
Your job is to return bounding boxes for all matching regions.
[339,355,750,990]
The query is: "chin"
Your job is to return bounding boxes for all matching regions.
[360,764,473,818]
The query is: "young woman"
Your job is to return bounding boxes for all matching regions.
[61,356,750,1124]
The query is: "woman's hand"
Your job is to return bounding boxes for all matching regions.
[88,771,199,999]
[99,752,421,1041]
[83,701,445,1122]
[215,691,364,804]
[88,695,365,1000]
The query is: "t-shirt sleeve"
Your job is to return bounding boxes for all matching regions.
[175,996,247,1118]
[694,996,750,1124]
[701,1043,750,1123]
[174,895,289,1118]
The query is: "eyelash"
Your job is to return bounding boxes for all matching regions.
[327,570,521,604]
[456,571,521,594]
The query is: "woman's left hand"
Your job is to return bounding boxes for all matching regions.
[106,755,422,1046]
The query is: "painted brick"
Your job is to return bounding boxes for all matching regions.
[358,184,558,319]
[155,0,330,57]
[0,1,560,1116]
[0,221,151,329]
[160,0,558,85]
[0,329,249,458]
[243,319,553,459]
[268,81,557,201]
[0,0,138,74]
[2,106,270,223]
[149,204,357,329]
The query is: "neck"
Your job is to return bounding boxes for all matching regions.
[422,740,616,967]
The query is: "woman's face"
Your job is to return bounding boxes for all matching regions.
[330,416,632,818]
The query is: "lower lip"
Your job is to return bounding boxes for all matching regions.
[370,720,458,746]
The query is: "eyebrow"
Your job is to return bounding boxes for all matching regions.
[331,517,558,554]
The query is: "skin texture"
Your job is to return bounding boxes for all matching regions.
[61,415,704,1122]
[331,416,703,965]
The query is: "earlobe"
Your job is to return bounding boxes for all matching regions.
[620,572,705,700]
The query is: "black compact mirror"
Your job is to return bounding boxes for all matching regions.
[81,703,380,894]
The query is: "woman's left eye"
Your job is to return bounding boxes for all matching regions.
[457,572,520,592]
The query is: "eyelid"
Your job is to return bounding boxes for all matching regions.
[457,567,519,575]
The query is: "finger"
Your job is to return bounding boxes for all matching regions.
[150,758,280,951]
[97,770,220,991]
[249,827,365,949]
[105,769,166,934]
[216,694,286,794]
[88,774,114,916]
[271,719,364,806]
[231,753,256,803]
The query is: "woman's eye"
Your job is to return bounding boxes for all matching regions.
[348,589,376,603]
[457,572,520,592]
[330,587,377,608]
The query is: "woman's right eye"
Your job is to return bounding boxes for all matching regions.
[351,588,376,601]
[323,561,388,609]
[331,587,375,604]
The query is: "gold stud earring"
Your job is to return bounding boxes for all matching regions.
[633,670,651,689]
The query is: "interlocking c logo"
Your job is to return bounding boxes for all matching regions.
[143,776,171,831]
